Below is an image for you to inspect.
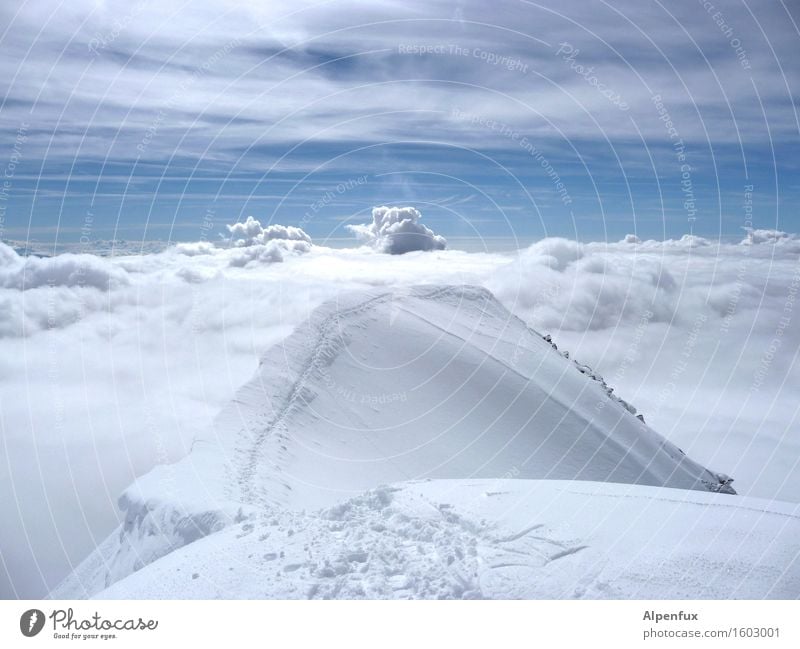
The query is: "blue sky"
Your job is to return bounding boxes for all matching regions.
[0,0,798,247]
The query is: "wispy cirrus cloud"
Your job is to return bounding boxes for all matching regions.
[0,0,797,243]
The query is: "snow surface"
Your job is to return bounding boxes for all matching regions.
[49,284,757,599]
[60,480,800,599]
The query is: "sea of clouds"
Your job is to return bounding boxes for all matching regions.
[1,209,798,598]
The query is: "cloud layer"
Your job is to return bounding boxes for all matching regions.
[1,0,795,165]
[1,231,798,600]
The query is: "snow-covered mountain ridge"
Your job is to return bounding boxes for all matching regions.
[53,285,758,599]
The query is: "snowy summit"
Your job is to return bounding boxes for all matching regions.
[52,285,800,600]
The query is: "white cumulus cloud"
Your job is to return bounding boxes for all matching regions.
[221,217,314,267]
[741,228,798,247]
[347,206,447,254]
[226,216,312,248]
